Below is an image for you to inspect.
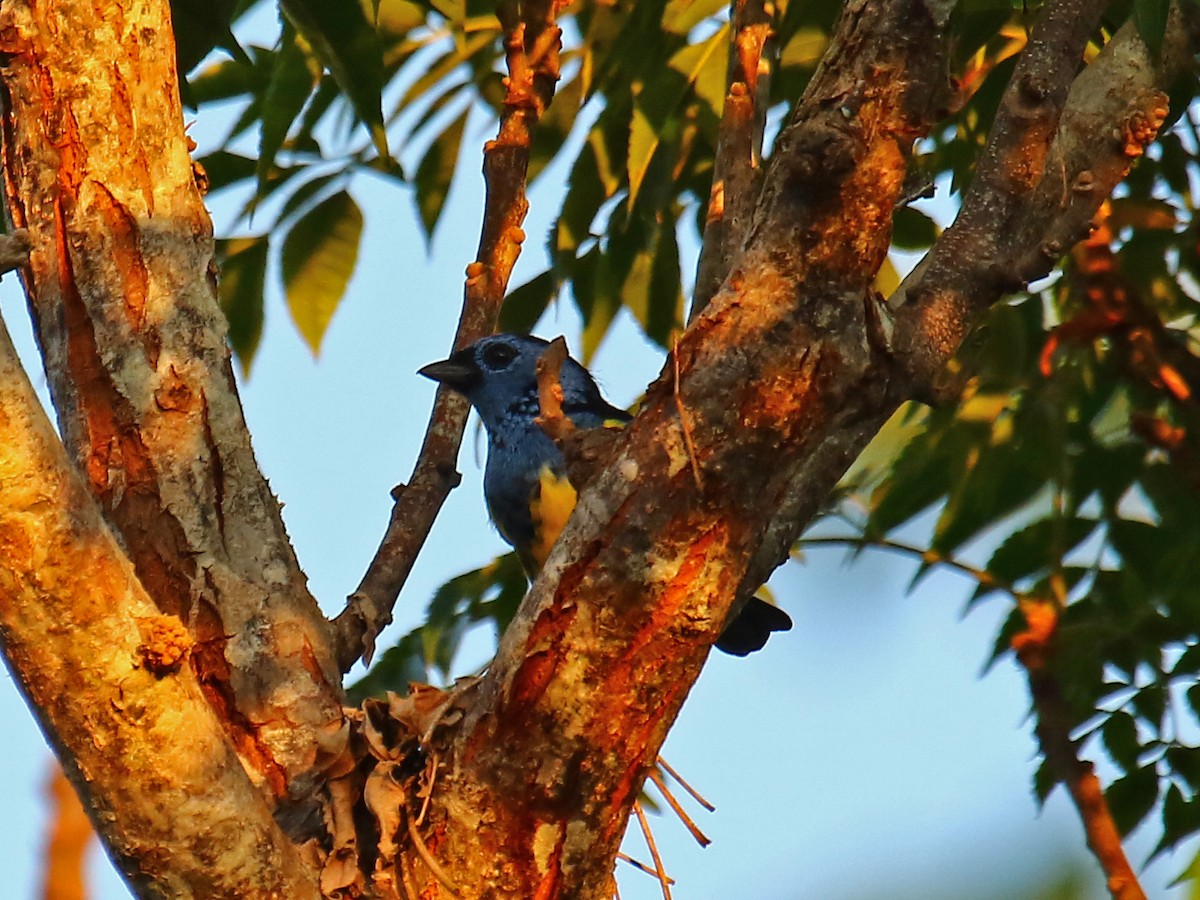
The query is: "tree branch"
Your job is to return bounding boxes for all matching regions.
[400,1,954,894]
[0,0,347,815]
[734,0,1200,628]
[1013,600,1147,900]
[0,315,318,899]
[888,0,1200,399]
[334,0,569,671]
[690,0,776,321]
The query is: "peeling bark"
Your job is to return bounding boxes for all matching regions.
[0,0,346,814]
[0,318,319,899]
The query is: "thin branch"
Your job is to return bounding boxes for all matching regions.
[647,767,711,847]
[633,801,673,900]
[1013,601,1147,900]
[657,758,716,813]
[616,853,676,884]
[406,817,461,900]
[334,0,569,671]
[690,0,775,321]
[798,535,1012,596]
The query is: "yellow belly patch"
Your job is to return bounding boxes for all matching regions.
[528,465,578,571]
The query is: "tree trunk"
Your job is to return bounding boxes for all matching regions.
[0,0,346,822]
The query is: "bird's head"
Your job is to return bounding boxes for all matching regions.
[418,333,603,433]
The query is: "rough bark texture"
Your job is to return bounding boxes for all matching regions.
[0,0,346,816]
[888,1,1199,397]
[0,0,1193,895]
[0,319,320,899]
[410,2,951,895]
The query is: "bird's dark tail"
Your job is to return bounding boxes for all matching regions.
[715,595,792,656]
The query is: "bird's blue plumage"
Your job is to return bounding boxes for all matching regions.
[418,333,790,655]
[419,334,629,568]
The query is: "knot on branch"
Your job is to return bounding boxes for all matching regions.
[136,614,191,675]
[778,118,858,197]
[1118,98,1169,159]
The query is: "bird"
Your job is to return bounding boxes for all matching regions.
[418,333,792,655]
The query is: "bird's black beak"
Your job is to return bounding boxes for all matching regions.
[417,348,480,392]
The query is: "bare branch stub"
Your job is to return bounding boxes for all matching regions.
[691,0,775,321]
[335,0,569,672]
[534,336,574,443]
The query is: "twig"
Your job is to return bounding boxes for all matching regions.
[690,0,775,321]
[657,757,715,812]
[333,0,568,672]
[633,801,672,900]
[406,816,461,900]
[416,751,439,827]
[798,535,1010,596]
[647,767,711,847]
[616,852,676,884]
[1013,600,1147,900]
[672,339,704,491]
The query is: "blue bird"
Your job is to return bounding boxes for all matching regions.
[419,333,791,655]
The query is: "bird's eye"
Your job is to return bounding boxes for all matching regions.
[480,343,518,370]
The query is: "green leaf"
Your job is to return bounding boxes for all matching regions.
[931,439,1049,557]
[414,108,468,239]
[1105,765,1159,837]
[216,236,269,375]
[501,270,560,334]
[277,171,342,224]
[345,630,428,702]
[1153,783,1200,862]
[662,0,729,35]
[575,246,622,362]
[620,217,682,349]
[985,517,1097,586]
[257,24,317,202]
[1167,746,1200,793]
[171,0,247,76]
[281,190,363,355]
[280,0,390,159]
[891,206,938,250]
[187,55,264,107]
[196,151,258,195]
[1101,711,1141,773]
[627,24,727,207]
[1132,0,1171,58]
[1032,756,1058,806]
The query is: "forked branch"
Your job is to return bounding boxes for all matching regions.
[335,0,570,671]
